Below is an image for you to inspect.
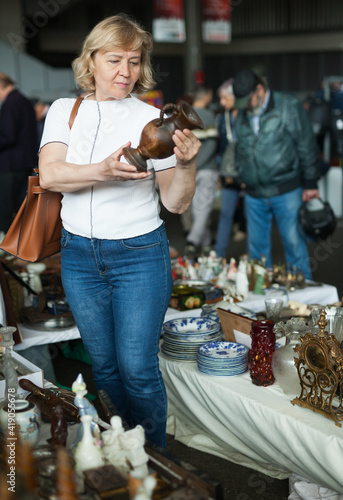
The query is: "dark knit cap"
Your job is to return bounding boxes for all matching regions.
[233,70,259,109]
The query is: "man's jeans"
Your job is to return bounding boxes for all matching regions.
[60,224,173,447]
[187,169,218,247]
[215,187,240,257]
[245,188,312,279]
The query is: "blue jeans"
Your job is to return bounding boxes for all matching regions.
[215,187,240,257]
[245,188,312,279]
[60,223,173,447]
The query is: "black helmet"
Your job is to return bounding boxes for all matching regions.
[298,198,336,241]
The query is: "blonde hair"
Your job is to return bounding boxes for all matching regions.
[72,14,155,94]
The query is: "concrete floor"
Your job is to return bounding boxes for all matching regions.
[51,206,343,500]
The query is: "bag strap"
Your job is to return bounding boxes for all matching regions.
[34,96,83,189]
[68,96,84,129]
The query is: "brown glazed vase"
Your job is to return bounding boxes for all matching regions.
[123,100,204,172]
[249,320,276,387]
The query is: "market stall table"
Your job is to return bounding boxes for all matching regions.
[12,282,339,351]
[2,280,341,493]
[160,355,343,493]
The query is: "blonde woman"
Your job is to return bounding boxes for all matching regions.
[39,14,200,447]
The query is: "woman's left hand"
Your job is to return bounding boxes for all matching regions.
[172,129,201,168]
[156,128,200,214]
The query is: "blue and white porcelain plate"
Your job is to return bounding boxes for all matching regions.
[197,341,249,376]
[163,317,220,335]
[198,341,249,359]
[161,330,223,362]
[197,364,248,376]
[163,329,222,343]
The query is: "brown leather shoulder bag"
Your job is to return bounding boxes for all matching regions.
[0,96,83,262]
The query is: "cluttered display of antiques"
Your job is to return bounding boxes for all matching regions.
[0,247,343,499]
[0,357,221,500]
[166,251,343,401]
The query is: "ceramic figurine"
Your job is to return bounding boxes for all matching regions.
[235,260,249,299]
[71,373,100,449]
[74,414,104,475]
[119,425,149,478]
[26,262,46,294]
[101,415,127,472]
[227,258,237,282]
[216,259,228,288]
[253,265,266,295]
[123,101,204,172]
[184,260,198,280]
[47,403,68,446]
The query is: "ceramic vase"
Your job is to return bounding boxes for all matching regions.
[0,399,41,446]
[74,414,104,474]
[123,100,204,172]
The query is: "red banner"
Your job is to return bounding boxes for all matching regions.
[153,0,186,42]
[202,0,231,43]
[153,0,184,18]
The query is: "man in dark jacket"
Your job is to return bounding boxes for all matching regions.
[0,73,38,234]
[233,70,320,279]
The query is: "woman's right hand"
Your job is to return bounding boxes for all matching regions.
[39,141,150,193]
[98,142,151,182]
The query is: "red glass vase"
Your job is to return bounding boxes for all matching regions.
[249,320,276,387]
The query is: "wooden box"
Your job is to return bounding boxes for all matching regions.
[217,308,254,348]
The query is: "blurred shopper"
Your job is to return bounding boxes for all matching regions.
[184,85,219,255]
[214,79,245,258]
[0,73,38,234]
[233,70,320,279]
[32,98,50,142]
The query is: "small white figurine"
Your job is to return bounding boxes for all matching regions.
[216,258,228,288]
[101,415,127,472]
[71,373,100,449]
[119,425,149,478]
[236,259,249,299]
[227,257,237,282]
[185,260,198,280]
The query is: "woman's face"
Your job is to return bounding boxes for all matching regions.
[92,48,142,100]
[219,90,235,111]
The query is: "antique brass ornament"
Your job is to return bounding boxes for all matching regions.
[291,308,343,426]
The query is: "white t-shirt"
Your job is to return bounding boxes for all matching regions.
[40,95,176,239]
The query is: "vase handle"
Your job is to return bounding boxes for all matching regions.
[156,103,179,127]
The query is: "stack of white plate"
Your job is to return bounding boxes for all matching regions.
[161,317,222,362]
[197,341,249,376]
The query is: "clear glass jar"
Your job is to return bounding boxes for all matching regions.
[271,318,308,396]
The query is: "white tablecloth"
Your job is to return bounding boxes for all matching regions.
[160,356,343,493]
[14,283,339,352]
[239,283,339,313]
[14,324,80,351]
